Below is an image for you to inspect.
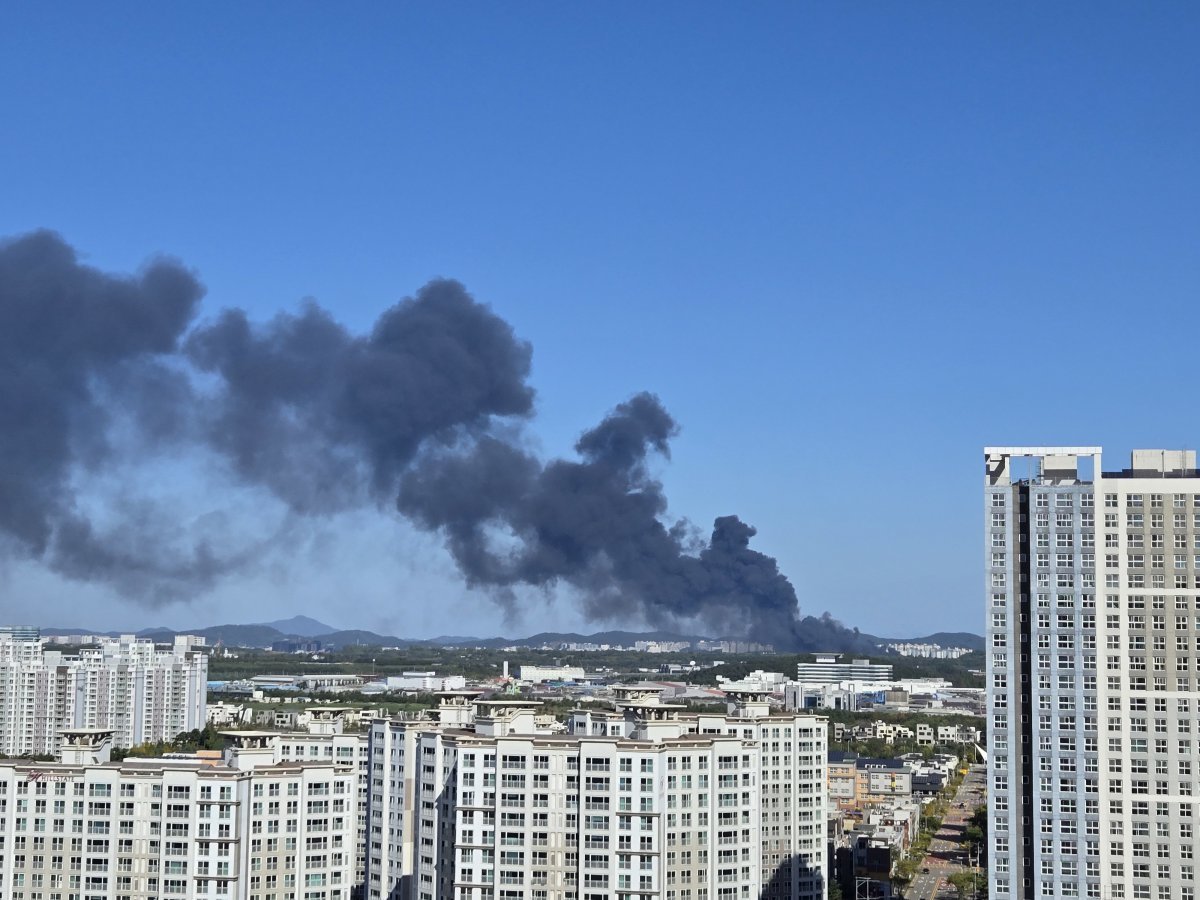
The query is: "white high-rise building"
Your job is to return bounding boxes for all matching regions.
[0,633,208,755]
[271,709,371,899]
[366,687,827,900]
[985,447,1200,900]
[0,728,358,900]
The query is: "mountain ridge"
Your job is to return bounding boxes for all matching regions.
[257,615,335,637]
[37,622,982,653]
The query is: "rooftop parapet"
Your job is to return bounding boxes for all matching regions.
[1113,449,1198,478]
[984,447,1102,486]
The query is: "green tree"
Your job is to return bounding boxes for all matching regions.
[964,803,987,868]
[112,723,228,761]
[947,869,986,899]
[947,872,975,899]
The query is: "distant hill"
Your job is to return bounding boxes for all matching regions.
[38,620,982,655]
[319,629,413,649]
[257,615,336,637]
[136,628,181,642]
[196,624,294,647]
[166,624,409,650]
[876,631,984,652]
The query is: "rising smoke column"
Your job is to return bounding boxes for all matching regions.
[0,229,853,647]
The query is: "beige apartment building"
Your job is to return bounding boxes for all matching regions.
[0,729,358,900]
[366,687,828,900]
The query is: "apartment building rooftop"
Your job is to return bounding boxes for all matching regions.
[985,446,1197,484]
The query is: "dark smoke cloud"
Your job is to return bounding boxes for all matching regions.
[184,279,534,513]
[398,393,809,645]
[0,230,206,596]
[0,230,864,649]
[0,233,534,604]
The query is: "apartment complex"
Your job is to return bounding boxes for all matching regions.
[0,632,208,755]
[985,447,1200,900]
[0,729,357,900]
[366,687,828,900]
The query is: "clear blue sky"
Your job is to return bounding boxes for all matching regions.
[2,3,1198,639]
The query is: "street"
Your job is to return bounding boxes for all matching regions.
[904,763,986,899]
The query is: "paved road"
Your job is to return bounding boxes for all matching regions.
[903,764,986,900]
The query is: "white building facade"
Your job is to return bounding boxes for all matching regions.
[0,729,357,900]
[366,688,827,900]
[794,656,892,684]
[0,633,208,755]
[381,673,467,693]
[271,711,371,898]
[986,446,1200,900]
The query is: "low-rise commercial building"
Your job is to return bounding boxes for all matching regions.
[784,678,953,713]
[516,665,588,684]
[379,672,467,693]
[831,720,915,746]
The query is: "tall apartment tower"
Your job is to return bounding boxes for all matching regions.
[985,447,1200,900]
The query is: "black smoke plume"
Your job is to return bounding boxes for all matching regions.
[0,230,868,649]
[184,279,535,513]
[0,230,210,600]
[398,394,807,645]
